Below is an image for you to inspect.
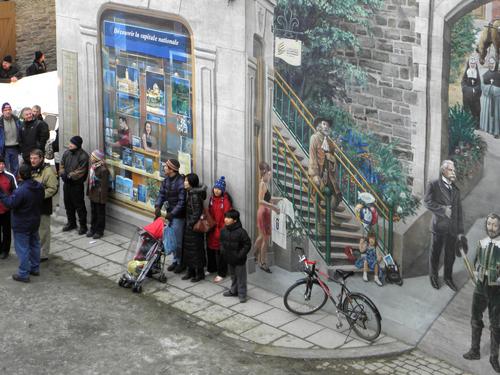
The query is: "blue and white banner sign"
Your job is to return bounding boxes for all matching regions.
[103,21,188,61]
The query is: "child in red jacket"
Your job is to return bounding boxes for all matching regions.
[207,176,232,282]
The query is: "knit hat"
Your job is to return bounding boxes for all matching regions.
[213,176,226,193]
[1,102,11,112]
[91,149,105,160]
[70,135,83,148]
[166,159,180,172]
[35,51,43,61]
[2,55,12,63]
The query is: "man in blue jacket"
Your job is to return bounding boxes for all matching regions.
[0,164,44,282]
[155,159,186,273]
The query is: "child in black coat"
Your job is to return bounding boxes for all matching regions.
[220,209,252,303]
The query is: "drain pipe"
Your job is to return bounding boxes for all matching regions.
[424,0,435,188]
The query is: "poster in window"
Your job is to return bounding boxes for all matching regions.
[116,65,139,96]
[178,151,191,176]
[146,112,166,126]
[166,122,181,155]
[180,136,193,154]
[117,92,140,118]
[171,76,190,116]
[176,114,191,137]
[146,71,166,116]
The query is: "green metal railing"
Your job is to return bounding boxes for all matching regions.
[273,127,333,263]
[273,72,394,256]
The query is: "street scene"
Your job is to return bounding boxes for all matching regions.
[1,0,500,374]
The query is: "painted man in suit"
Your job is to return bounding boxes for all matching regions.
[424,160,464,291]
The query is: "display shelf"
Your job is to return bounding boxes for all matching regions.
[107,158,162,181]
[110,191,155,213]
[132,146,160,158]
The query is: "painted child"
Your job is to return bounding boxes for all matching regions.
[355,233,383,286]
[86,150,110,239]
[207,176,232,282]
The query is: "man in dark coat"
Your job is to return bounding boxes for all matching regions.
[461,55,481,129]
[0,102,21,176]
[0,55,22,82]
[60,136,89,235]
[19,107,49,164]
[424,160,464,291]
[155,159,186,273]
[220,209,252,303]
[26,51,47,76]
[0,164,44,282]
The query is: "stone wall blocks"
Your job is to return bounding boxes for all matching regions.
[357,95,374,107]
[365,108,379,119]
[374,99,392,112]
[403,91,418,105]
[379,80,393,88]
[384,29,401,40]
[372,26,384,38]
[379,111,404,126]
[373,50,390,62]
[377,42,394,53]
[382,64,400,78]
[398,20,411,30]
[359,37,376,49]
[393,79,413,90]
[388,19,397,28]
[375,15,388,26]
[367,84,382,96]
[382,87,403,101]
[360,59,384,72]
[358,48,372,59]
[390,54,410,66]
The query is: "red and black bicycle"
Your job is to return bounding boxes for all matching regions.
[283,248,382,341]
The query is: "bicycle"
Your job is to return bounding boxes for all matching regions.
[283,248,382,342]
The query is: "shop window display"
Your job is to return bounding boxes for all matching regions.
[99,10,194,211]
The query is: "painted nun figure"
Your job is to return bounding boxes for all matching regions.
[461,55,481,129]
[480,57,500,138]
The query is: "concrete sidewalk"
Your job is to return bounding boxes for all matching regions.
[45,215,411,360]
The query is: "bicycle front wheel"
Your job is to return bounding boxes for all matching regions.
[342,293,381,341]
[283,279,328,315]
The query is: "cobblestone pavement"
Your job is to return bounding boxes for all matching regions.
[11,217,473,374]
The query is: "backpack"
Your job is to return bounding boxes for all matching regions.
[385,262,403,286]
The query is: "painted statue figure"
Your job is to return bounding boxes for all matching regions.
[462,213,500,373]
[477,20,500,65]
[480,57,500,138]
[461,55,481,129]
[308,118,344,227]
[423,160,464,292]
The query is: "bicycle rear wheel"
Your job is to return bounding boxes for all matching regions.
[283,279,328,315]
[342,293,381,341]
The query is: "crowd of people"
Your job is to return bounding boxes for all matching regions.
[0,52,47,83]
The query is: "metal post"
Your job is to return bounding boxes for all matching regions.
[324,186,332,266]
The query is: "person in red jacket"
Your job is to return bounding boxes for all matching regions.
[207,176,232,283]
[0,156,17,259]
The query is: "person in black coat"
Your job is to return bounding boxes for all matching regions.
[424,160,464,292]
[26,51,47,76]
[181,173,207,282]
[19,107,49,164]
[461,55,481,129]
[220,209,252,303]
[0,55,22,82]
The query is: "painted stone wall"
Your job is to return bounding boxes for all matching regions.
[343,0,420,186]
[15,0,57,74]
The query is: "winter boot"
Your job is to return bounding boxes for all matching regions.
[191,268,205,282]
[490,330,500,373]
[463,326,482,360]
[181,268,195,280]
[374,275,383,286]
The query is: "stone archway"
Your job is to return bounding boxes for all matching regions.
[425,0,492,182]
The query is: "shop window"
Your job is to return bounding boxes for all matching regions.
[99,9,194,211]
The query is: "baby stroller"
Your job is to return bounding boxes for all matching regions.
[118,218,168,293]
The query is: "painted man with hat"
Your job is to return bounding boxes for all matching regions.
[480,56,500,138]
[461,54,482,129]
[60,135,89,235]
[308,118,344,231]
[86,150,109,239]
[155,159,186,273]
[0,55,22,82]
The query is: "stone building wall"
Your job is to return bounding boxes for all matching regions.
[14,0,57,74]
[342,0,420,186]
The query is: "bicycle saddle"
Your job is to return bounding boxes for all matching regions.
[334,269,354,280]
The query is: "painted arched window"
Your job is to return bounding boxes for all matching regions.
[99,8,194,211]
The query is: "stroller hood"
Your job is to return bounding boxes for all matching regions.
[143,218,164,240]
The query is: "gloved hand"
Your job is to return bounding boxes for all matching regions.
[165,212,173,221]
[154,207,161,219]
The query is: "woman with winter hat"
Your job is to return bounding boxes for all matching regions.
[207,176,232,282]
[86,150,109,239]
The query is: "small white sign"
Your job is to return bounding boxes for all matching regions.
[275,37,302,66]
